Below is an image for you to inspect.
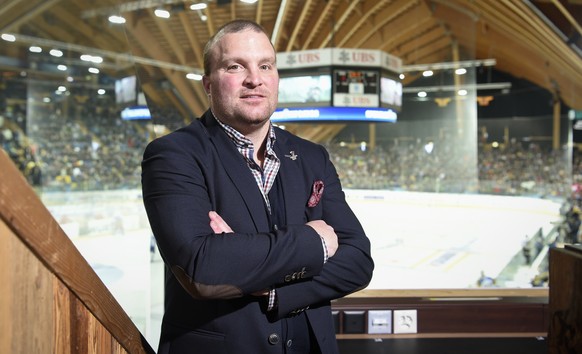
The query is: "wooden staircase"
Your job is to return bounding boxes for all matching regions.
[0,149,154,354]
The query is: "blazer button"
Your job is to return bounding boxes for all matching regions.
[268,333,280,345]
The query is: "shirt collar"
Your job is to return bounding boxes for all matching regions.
[212,111,277,151]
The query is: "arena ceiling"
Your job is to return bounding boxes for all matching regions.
[1,0,581,122]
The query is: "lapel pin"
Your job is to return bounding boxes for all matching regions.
[285,151,298,160]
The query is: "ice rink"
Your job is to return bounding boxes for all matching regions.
[41,189,562,348]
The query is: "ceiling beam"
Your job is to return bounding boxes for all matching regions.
[179,12,204,69]
[316,0,362,48]
[550,0,582,37]
[0,0,29,19]
[344,0,419,49]
[403,36,450,63]
[51,6,127,52]
[297,0,337,50]
[0,0,63,32]
[374,3,434,52]
[154,14,187,65]
[230,0,236,21]
[480,1,582,79]
[124,12,206,115]
[329,0,391,48]
[284,0,314,51]
[393,26,448,59]
[204,4,216,41]
[271,0,291,48]
[7,33,200,73]
[255,0,264,24]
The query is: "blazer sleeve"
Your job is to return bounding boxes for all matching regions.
[141,128,326,300]
[274,145,374,318]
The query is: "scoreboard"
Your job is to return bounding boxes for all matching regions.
[274,48,402,122]
[333,69,379,107]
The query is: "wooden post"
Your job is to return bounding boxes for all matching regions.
[548,246,582,353]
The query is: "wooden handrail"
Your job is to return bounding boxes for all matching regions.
[0,149,154,354]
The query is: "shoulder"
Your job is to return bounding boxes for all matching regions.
[144,119,208,156]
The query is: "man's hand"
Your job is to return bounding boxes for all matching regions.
[306,220,338,258]
[209,211,233,233]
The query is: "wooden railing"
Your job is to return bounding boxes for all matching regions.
[0,149,154,354]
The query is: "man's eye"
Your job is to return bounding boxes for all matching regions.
[227,64,243,71]
[260,64,271,70]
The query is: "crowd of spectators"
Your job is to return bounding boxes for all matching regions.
[1,101,147,191]
[327,137,571,199]
[325,138,478,193]
[0,103,578,200]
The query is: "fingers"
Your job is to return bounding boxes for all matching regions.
[209,211,233,233]
[306,220,339,258]
[251,289,270,296]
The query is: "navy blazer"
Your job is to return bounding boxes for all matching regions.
[142,110,374,354]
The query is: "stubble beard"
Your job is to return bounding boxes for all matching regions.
[214,96,276,132]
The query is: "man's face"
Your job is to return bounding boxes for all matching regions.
[203,29,279,132]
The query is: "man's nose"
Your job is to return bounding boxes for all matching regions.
[244,68,262,86]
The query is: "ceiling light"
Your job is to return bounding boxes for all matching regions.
[422,70,433,77]
[154,9,171,18]
[190,3,207,10]
[88,67,100,74]
[458,89,468,96]
[399,73,405,80]
[29,46,42,53]
[57,65,67,71]
[417,91,427,98]
[108,15,126,24]
[186,73,203,81]
[241,0,258,3]
[80,54,103,63]
[455,68,467,75]
[57,86,67,92]
[97,89,106,95]
[1,33,16,42]
[200,14,208,21]
[50,49,63,57]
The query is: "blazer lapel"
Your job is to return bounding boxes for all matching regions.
[200,111,270,231]
[275,133,308,225]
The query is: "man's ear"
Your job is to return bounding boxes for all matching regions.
[202,75,211,96]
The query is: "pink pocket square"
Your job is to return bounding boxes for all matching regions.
[307,180,324,207]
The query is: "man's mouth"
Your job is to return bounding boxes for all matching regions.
[241,91,265,99]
